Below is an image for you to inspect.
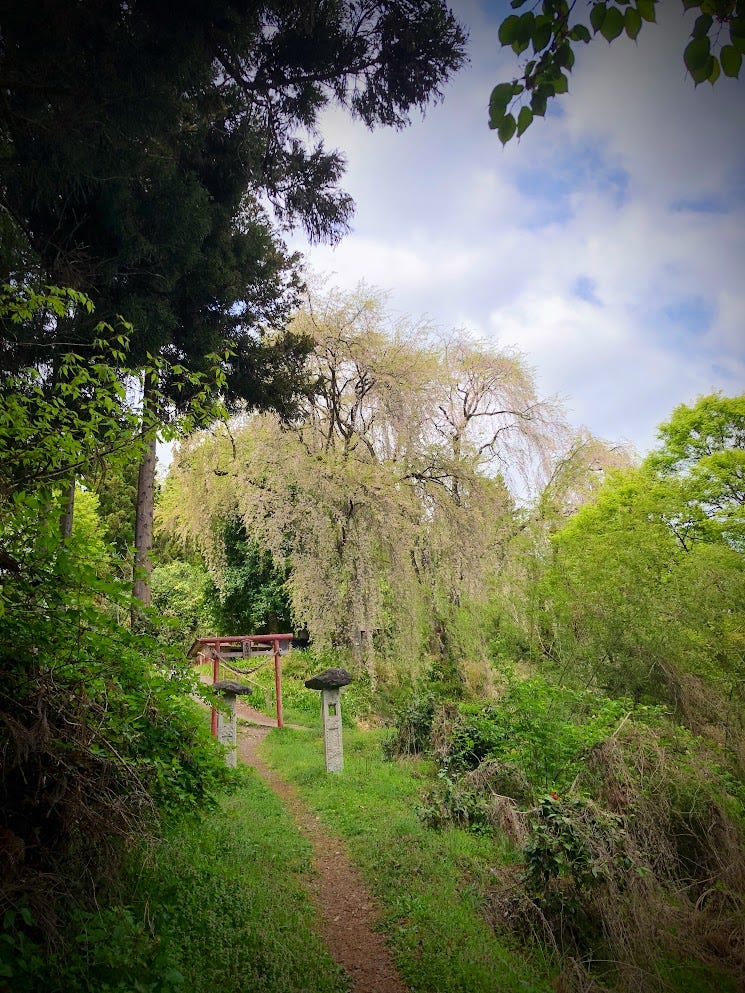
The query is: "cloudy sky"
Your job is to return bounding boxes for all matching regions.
[289,0,745,456]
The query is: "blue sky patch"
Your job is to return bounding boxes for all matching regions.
[572,275,602,305]
[515,139,630,227]
[671,195,729,214]
[662,296,715,338]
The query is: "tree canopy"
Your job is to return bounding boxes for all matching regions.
[492,392,745,731]
[1,0,467,387]
[161,286,564,683]
[0,0,468,604]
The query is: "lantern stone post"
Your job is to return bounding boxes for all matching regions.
[212,679,252,767]
[304,668,353,772]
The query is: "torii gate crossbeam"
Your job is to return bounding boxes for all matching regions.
[188,634,293,730]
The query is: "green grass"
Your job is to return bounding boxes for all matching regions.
[196,654,324,729]
[657,959,738,993]
[127,769,350,993]
[261,723,554,993]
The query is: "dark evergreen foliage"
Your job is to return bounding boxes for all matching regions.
[207,516,293,634]
[0,0,467,405]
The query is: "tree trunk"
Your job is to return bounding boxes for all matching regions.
[60,478,75,541]
[132,424,157,622]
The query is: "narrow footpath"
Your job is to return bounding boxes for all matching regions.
[236,708,410,993]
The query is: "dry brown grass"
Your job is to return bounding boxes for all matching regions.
[484,725,745,993]
[0,668,156,943]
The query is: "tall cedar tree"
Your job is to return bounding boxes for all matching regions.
[0,0,467,607]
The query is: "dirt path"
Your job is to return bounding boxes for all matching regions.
[234,698,305,729]
[237,721,410,993]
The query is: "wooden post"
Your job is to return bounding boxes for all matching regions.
[273,636,284,729]
[210,649,220,737]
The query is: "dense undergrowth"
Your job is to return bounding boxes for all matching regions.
[383,673,745,993]
[0,531,232,991]
[0,300,234,990]
[1,766,350,993]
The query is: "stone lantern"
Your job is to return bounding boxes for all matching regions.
[212,679,252,767]
[304,668,353,772]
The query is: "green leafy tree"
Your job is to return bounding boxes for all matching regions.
[149,517,292,645]
[527,396,745,738]
[645,392,745,549]
[93,460,139,561]
[0,287,159,515]
[150,560,217,646]
[205,518,293,635]
[489,0,744,143]
[491,428,634,661]
[162,286,562,686]
[70,487,110,567]
[0,0,467,607]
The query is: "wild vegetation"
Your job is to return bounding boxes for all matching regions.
[161,325,744,991]
[264,712,742,993]
[1,2,743,991]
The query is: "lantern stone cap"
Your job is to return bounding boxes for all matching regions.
[304,668,354,690]
[212,680,253,696]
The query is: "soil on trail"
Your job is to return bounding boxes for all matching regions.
[237,717,410,993]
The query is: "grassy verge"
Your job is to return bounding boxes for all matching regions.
[261,723,554,993]
[126,769,350,993]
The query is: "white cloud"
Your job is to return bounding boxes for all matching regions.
[290,0,745,454]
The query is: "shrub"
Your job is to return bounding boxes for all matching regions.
[0,904,184,993]
[150,560,217,647]
[428,677,654,791]
[383,691,438,758]
[412,673,745,990]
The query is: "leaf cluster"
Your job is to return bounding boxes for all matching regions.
[490,0,744,144]
[0,286,229,516]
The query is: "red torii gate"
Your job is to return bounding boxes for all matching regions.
[188,634,293,732]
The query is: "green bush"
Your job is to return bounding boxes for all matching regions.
[150,560,217,647]
[0,904,184,993]
[418,682,745,992]
[522,794,630,913]
[427,677,659,793]
[0,492,231,954]
[382,691,437,758]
